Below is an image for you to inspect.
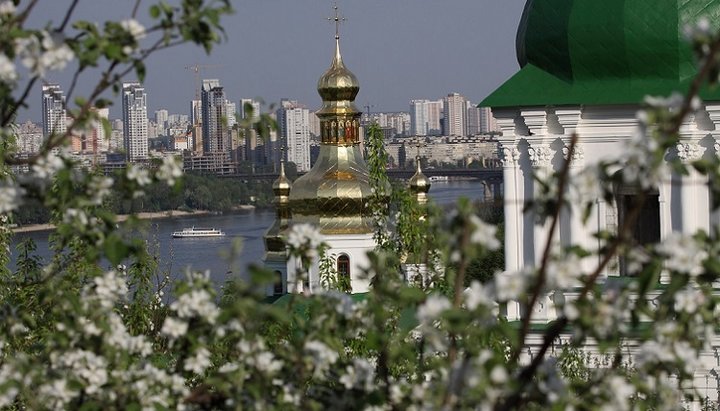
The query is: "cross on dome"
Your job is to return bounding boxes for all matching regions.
[327,3,346,40]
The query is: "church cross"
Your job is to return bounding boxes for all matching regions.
[327,3,346,40]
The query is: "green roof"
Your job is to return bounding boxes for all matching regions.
[482,0,720,108]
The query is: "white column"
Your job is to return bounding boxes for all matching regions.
[500,144,522,272]
[677,142,705,234]
[528,143,554,267]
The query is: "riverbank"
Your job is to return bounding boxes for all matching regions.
[11,209,216,233]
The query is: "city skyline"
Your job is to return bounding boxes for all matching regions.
[18,1,525,123]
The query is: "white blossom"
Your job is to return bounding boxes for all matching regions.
[104,313,152,356]
[0,180,24,213]
[494,270,527,301]
[127,164,151,186]
[468,214,500,250]
[339,358,375,391]
[416,294,451,324]
[464,280,492,310]
[87,176,114,205]
[16,31,74,77]
[0,54,17,83]
[304,340,339,378]
[286,223,324,258]
[157,156,182,186]
[644,92,684,110]
[601,375,635,411]
[160,317,188,340]
[31,152,64,180]
[55,349,108,395]
[656,233,707,277]
[674,287,704,314]
[322,290,355,318]
[0,1,15,15]
[184,347,212,374]
[546,254,583,289]
[86,270,128,308]
[170,289,219,324]
[253,351,283,374]
[39,379,77,410]
[120,19,146,42]
[570,165,602,205]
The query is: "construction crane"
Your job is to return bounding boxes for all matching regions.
[184,64,224,100]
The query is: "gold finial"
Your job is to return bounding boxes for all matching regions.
[327,3,346,40]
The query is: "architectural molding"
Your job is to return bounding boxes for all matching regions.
[499,144,520,167]
[528,144,552,168]
[676,141,703,163]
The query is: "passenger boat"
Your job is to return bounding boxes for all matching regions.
[171,227,225,238]
[429,175,449,182]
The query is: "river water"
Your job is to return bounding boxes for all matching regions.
[9,180,487,287]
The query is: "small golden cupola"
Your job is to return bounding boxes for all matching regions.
[288,5,373,234]
[408,154,431,205]
[264,159,293,252]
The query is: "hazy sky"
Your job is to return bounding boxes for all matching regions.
[20,0,527,122]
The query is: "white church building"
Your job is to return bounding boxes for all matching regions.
[482,0,720,405]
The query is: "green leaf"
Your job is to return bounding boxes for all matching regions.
[133,60,146,83]
[149,4,161,19]
[103,234,129,265]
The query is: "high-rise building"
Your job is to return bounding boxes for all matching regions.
[466,103,482,136]
[122,82,148,162]
[226,101,237,129]
[154,109,169,129]
[240,98,261,122]
[41,83,67,141]
[90,107,110,153]
[410,99,428,136]
[410,99,443,136]
[16,121,43,154]
[444,92,467,136]
[190,100,202,127]
[201,79,229,153]
[276,99,311,172]
[478,106,500,133]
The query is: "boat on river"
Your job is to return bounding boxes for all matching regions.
[172,227,225,238]
[429,175,449,182]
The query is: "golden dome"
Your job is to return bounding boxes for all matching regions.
[272,161,292,201]
[317,38,360,102]
[409,157,431,204]
[289,28,373,235]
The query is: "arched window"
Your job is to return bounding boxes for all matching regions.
[273,271,283,295]
[337,254,350,279]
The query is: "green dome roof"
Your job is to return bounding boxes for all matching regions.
[482,0,720,107]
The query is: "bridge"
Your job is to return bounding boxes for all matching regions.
[220,168,503,182]
[220,168,504,200]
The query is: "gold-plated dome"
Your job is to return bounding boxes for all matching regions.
[289,20,374,235]
[272,161,292,202]
[265,160,293,252]
[409,156,431,205]
[317,38,360,102]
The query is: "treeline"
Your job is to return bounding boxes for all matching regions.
[13,173,274,225]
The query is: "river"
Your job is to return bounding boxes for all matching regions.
[9,180,488,287]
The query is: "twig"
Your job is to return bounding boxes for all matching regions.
[58,0,80,32]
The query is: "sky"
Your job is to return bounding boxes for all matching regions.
[20,0,527,122]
